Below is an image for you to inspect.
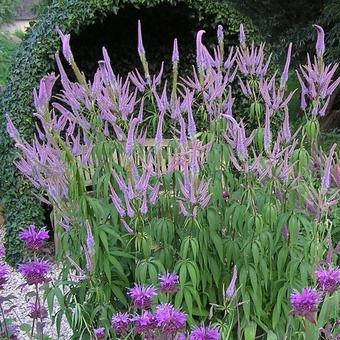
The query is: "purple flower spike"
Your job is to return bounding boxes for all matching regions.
[0,263,9,289]
[281,43,292,85]
[18,259,51,285]
[93,327,106,340]
[159,272,179,293]
[137,20,145,56]
[172,38,179,64]
[315,265,340,293]
[19,224,49,251]
[85,220,95,255]
[127,283,157,309]
[6,115,20,141]
[321,143,336,194]
[313,24,325,58]
[111,312,130,336]
[196,30,206,69]
[282,224,289,240]
[290,287,321,323]
[33,73,58,113]
[225,265,237,298]
[239,24,246,46]
[217,25,224,43]
[155,110,165,149]
[190,324,220,340]
[125,117,139,156]
[155,303,187,335]
[57,29,73,63]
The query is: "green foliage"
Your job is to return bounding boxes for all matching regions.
[0,0,20,25]
[0,0,254,265]
[0,33,19,85]
[320,0,340,63]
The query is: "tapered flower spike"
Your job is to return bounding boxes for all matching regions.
[321,143,336,194]
[57,29,73,63]
[281,43,293,85]
[313,24,325,58]
[172,38,179,64]
[239,24,246,47]
[225,265,237,298]
[137,20,145,56]
[217,25,224,43]
[125,117,139,156]
[196,30,206,69]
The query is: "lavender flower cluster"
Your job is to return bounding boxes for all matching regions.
[92,273,221,339]
[6,21,340,234]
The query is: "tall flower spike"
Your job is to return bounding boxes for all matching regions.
[85,220,95,254]
[137,20,145,56]
[125,117,139,156]
[321,143,336,194]
[282,105,291,142]
[57,29,73,63]
[313,24,325,58]
[196,30,206,70]
[172,38,179,64]
[217,25,224,42]
[264,106,272,153]
[281,43,292,85]
[225,265,237,298]
[239,24,246,47]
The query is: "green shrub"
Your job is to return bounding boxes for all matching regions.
[0,33,19,85]
[0,0,20,26]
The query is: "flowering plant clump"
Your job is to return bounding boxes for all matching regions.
[109,276,220,339]
[6,19,340,339]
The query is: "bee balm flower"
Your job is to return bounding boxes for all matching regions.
[290,287,321,323]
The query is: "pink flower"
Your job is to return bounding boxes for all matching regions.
[132,311,156,333]
[315,266,340,293]
[190,324,220,340]
[19,225,49,251]
[159,273,179,294]
[18,259,51,285]
[290,287,321,323]
[111,312,130,335]
[127,283,157,309]
[155,303,186,335]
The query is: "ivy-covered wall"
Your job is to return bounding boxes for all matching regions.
[0,0,255,264]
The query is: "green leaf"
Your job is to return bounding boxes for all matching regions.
[266,331,278,340]
[244,322,257,340]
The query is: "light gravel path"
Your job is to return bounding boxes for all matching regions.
[0,225,72,339]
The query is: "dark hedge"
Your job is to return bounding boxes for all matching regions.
[0,0,255,264]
